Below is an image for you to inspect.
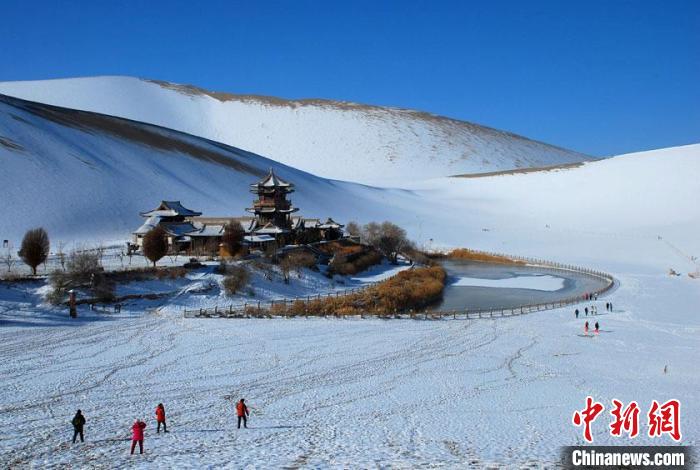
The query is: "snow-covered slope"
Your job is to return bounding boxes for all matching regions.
[0,93,420,244]
[1,90,698,275]
[0,76,592,185]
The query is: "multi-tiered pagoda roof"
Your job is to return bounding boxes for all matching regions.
[246,169,299,231]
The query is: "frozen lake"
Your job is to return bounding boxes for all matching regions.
[430,260,611,311]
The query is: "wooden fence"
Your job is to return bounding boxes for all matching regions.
[183,280,384,319]
[184,250,615,320]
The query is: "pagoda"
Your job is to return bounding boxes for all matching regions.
[246,168,299,232]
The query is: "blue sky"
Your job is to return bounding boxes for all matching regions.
[0,0,698,156]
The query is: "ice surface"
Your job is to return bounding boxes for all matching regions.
[451,274,565,291]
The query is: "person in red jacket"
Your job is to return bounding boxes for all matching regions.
[236,398,249,429]
[155,403,167,433]
[130,419,147,455]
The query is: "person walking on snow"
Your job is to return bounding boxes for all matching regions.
[155,403,167,433]
[594,321,599,334]
[130,419,147,455]
[575,309,579,319]
[584,321,589,335]
[236,398,249,429]
[585,307,588,316]
[71,410,86,443]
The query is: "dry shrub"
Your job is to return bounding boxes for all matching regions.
[251,266,446,317]
[327,248,382,276]
[315,240,364,257]
[106,266,188,282]
[448,248,525,265]
[154,266,188,279]
[222,266,249,296]
[280,251,317,283]
[251,259,275,281]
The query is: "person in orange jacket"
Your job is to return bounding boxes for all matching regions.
[236,398,249,429]
[130,419,147,455]
[155,403,167,433]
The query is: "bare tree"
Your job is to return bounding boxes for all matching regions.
[142,226,168,267]
[117,250,126,269]
[2,243,16,273]
[221,222,245,257]
[56,241,67,271]
[282,251,316,282]
[95,243,106,268]
[49,250,113,304]
[19,228,50,275]
[279,256,293,284]
[345,221,361,238]
[362,221,409,264]
[362,222,381,246]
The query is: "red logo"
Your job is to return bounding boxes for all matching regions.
[572,398,682,442]
[572,396,605,443]
[648,399,682,441]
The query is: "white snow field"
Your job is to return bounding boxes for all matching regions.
[0,90,698,467]
[0,76,592,185]
[451,274,565,291]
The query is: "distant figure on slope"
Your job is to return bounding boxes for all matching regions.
[130,419,147,455]
[236,398,249,429]
[585,307,588,316]
[575,309,579,319]
[71,410,86,443]
[609,302,613,312]
[594,321,599,334]
[155,403,167,433]
[605,302,610,311]
[584,321,589,335]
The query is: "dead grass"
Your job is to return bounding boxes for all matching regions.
[451,161,584,178]
[249,266,446,316]
[105,266,189,283]
[445,248,525,266]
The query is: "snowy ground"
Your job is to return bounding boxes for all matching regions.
[1,271,697,468]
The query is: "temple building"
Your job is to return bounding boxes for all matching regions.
[133,169,344,254]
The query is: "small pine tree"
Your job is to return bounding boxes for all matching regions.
[142,226,168,267]
[18,227,50,275]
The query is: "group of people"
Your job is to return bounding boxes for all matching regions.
[574,305,599,318]
[573,295,615,336]
[70,399,250,455]
[583,320,600,335]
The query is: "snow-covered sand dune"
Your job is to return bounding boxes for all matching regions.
[0,89,698,466]
[0,93,421,244]
[1,89,697,272]
[0,76,592,184]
